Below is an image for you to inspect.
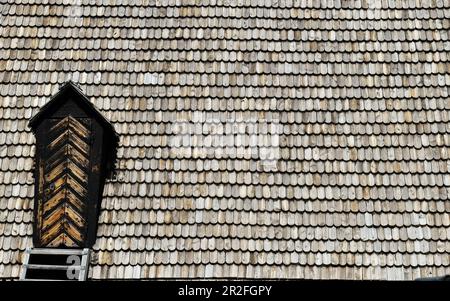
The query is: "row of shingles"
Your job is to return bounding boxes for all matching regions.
[3,2,450,22]
[4,0,450,7]
[1,128,448,156]
[2,30,450,50]
[1,70,448,95]
[0,118,449,153]
[2,124,448,154]
[2,57,450,74]
[1,97,449,111]
[1,45,449,64]
[1,32,449,55]
[4,0,450,9]
[2,6,450,22]
[2,63,450,82]
[2,20,450,38]
[109,163,450,183]
[2,15,449,31]
[1,104,450,133]
[97,181,449,199]
[2,1,450,14]
[2,44,450,63]
[89,249,450,270]
[89,263,450,280]
[0,83,449,98]
[1,71,450,87]
[3,194,449,215]
[5,193,449,213]
[59,83,450,99]
[92,217,450,246]
[100,196,450,212]
[95,203,450,226]
[91,247,450,266]
[93,226,449,249]
[1,81,450,100]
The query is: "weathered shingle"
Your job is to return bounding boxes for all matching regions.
[0,0,449,280]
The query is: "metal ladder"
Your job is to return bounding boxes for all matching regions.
[19,248,90,281]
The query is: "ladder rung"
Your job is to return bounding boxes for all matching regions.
[27,249,86,256]
[25,264,84,271]
[22,278,73,281]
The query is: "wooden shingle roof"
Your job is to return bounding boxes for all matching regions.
[0,0,449,279]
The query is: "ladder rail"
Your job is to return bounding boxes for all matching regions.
[19,248,31,281]
[78,248,90,281]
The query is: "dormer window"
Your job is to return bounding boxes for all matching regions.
[28,81,118,248]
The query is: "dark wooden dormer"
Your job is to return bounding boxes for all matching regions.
[28,81,118,248]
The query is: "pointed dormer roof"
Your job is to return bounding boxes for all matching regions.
[29,81,119,178]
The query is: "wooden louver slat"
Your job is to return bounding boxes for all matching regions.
[37,116,91,248]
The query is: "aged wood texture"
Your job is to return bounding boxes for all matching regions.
[36,116,91,248]
[0,0,449,280]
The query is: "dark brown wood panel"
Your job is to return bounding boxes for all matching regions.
[36,116,92,248]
